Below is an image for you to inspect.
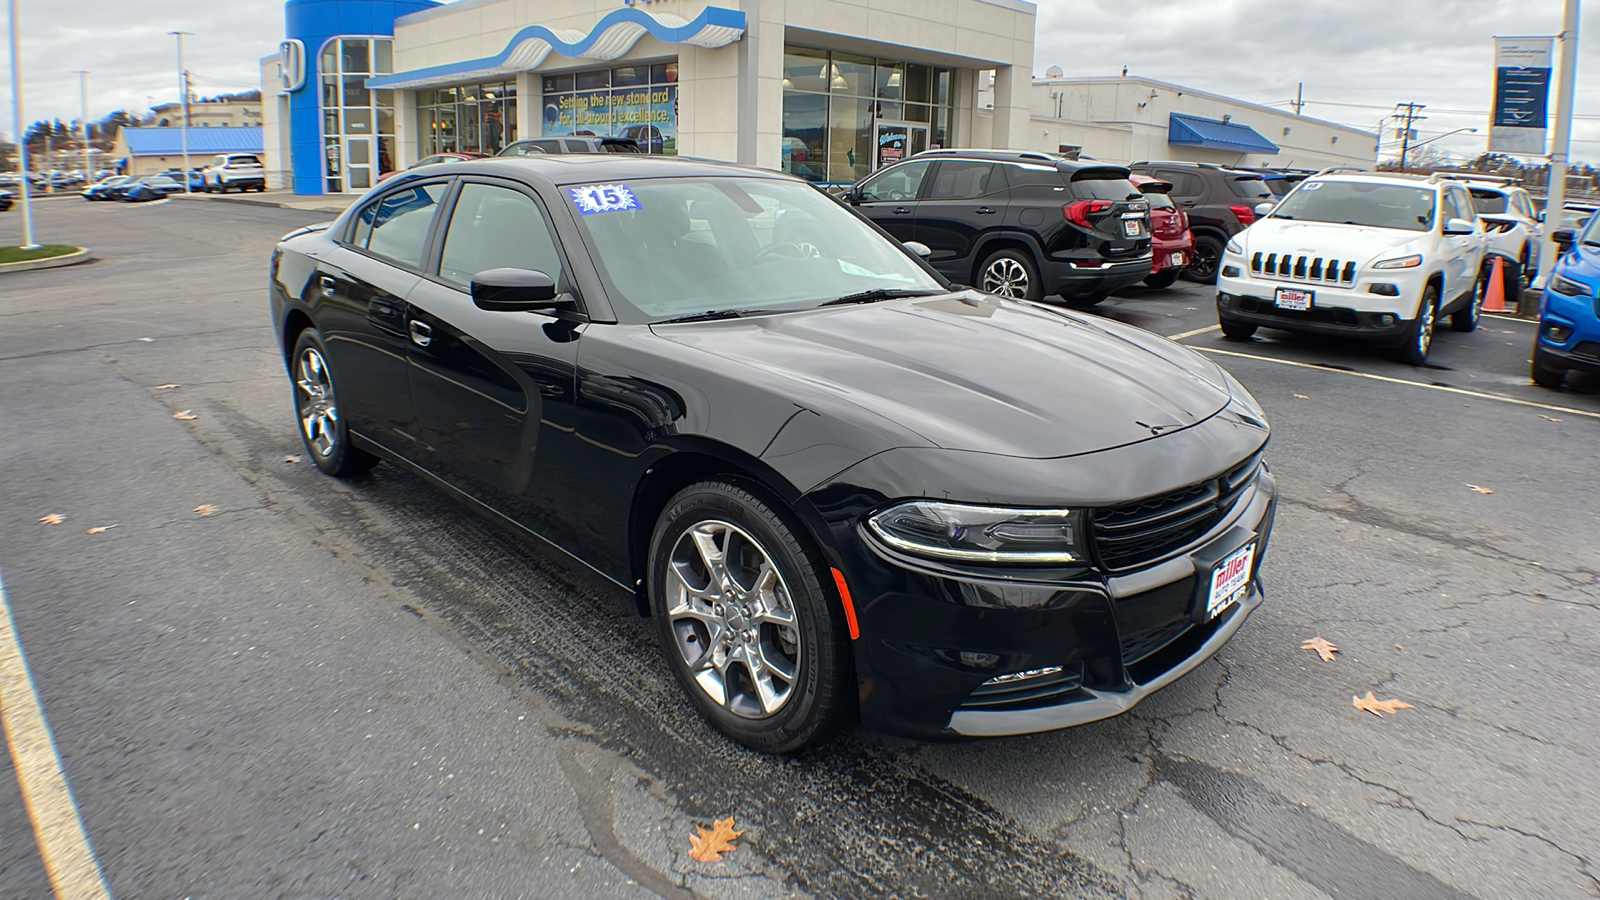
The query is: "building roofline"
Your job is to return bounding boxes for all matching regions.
[1030,75,1375,138]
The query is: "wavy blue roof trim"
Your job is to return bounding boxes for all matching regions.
[368,5,746,90]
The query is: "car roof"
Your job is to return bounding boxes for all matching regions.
[394,154,796,188]
[911,148,1116,172]
[1305,171,1441,190]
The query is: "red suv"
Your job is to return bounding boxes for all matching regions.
[1130,175,1194,289]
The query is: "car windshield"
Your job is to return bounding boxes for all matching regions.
[1142,191,1175,210]
[1269,180,1436,231]
[568,176,945,320]
[1469,189,1509,215]
[1580,211,1600,246]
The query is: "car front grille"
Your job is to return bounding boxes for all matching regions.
[1250,252,1357,285]
[1090,454,1262,571]
[959,664,1085,711]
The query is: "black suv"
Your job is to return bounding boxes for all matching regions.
[843,149,1152,305]
[1128,161,1276,283]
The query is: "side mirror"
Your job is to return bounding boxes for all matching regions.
[470,268,564,311]
[845,187,863,205]
[1552,227,1578,252]
[1442,218,1476,236]
[1537,210,1547,224]
[1254,201,1275,217]
[904,240,933,259]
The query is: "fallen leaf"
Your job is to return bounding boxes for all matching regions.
[688,817,745,862]
[283,454,304,464]
[1353,691,1414,717]
[153,383,181,390]
[1466,484,1494,495]
[1294,393,1310,400]
[86,525,119,534]
[1394,643,1406,651]
[1185,306,1198,311]
[173,410,199,421]
[1539,415,1563,423]
[40,513,64,525]
[1301,637,1339,662]
[194,504,218,517]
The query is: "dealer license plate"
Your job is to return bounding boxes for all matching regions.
[1275,287,1313,311]
[1169,252,1185,267]
[1205,542,1256,621]
[1122,219,1145,237]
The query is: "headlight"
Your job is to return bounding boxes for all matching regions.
[1226,238,1244,255]
[1550,274,1591,297]
[866,501,1084,564]
[1373,254,1423,269]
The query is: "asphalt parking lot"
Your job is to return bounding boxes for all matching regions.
[3,197,1598,900]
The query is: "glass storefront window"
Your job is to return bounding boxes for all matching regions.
[828,94,873,184]
[782,92,827,182]
[321,37,397,190]
[415,78,518,156]
[539,62,678,155]
[783,47,829,93]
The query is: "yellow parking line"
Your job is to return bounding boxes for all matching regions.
[0,570,113,900]
[1191,345,1600,421]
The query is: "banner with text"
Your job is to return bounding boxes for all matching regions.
[1490,37,1553,155]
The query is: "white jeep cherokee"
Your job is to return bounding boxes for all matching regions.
[1216,171,1490,364]
[201,154,266,193]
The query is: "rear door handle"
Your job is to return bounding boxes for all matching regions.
[976,207,998,215]
[319,276,335,298]
[408,320,433,348]
[893,207,912,215]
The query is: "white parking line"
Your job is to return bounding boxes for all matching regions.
[1167,324,1221,341]
[0,569,113,900]
[1191,345,1600,421]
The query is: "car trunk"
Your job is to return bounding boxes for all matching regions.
[1068,168,1150,260]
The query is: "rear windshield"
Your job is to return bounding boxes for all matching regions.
[1269,180,1436,232]
[1264,179,1296,197]
[1143,192,1175,209]
[1469,189,1508,215]
[1071,178,1142,202]
[1228,177,1275,200]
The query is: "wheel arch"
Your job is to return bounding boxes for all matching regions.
[281,309,315,363]
[967,233,1044,286]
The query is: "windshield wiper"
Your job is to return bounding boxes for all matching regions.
[655,308,764,324]
[818,288,941,307]
[1271,214,1296,220]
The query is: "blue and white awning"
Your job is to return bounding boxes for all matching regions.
[368,6,745,90]
[1167,113,1279,155]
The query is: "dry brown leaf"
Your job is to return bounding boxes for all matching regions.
[173,410,199,421]
[86,525,119,534]
[194,504,219,517]
[1394,643,1407,651]
[688,817,745,862]
[283,454,304,464]
[1301,637,1339,662]
[1539,415,1563,422]
[153,383,181,390]
[1294,394,1310,400]
[1466,484,1494,495]
[1353,692,1414,717]
[39,513,64,525]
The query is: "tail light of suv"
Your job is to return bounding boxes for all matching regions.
[1229,205,1257,228]
[1065,200,1113,229]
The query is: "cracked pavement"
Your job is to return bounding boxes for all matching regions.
[3,199,1598,899]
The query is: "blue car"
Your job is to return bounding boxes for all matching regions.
[1533,217,1600,389]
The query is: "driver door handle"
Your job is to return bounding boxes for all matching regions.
[408,320,433,348]
[893,207,912,215]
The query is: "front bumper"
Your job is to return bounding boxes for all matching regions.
[1217,260,1429,343]
[1041,255,1152,298]
[1537,287,1600,373]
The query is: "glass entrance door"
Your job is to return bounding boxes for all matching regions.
[874,121,928,171]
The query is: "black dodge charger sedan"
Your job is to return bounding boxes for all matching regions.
[269,155,1276,752]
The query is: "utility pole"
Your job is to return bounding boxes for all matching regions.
[1395,102,1427,171]
[1294,83,1304,116]
[75,69,91,184]
[7,0,36,247]
[170,31,193,193]
[1543,0,1581,291]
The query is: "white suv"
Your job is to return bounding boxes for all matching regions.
[1455,177,1540,290]
[1216,171,1490,364]
[201,154,266,193]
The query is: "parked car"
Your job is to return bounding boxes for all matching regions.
[1449,177,1540,294]
[498,136,642,156]
[270,155,1275,752]
[82,175,134,201]
[843,149,1151,306]
[1130,175,1195,289]
[1557,203,1597,230]
[161,169,205,191]
[1531,220,1600,389]
[201,154,267,193]
[1129,162,1278,283]
[0,188,13,212]
[1216,170,1491,364]
[617,124,666,154]
[123,174,186,202]
[377,151,487,183]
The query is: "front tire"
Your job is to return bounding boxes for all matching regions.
[1395,283,1439,365]
[290,329,379,478]
[1220,319,1258,341]
[978,249,1042,301]
[648,480,852,753]
[1182,234,1224,284]
[1531,345,1567,390]
[1143,270,1179,289]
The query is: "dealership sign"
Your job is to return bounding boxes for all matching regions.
[1489,37,1553,155]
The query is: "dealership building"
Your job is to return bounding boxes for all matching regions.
[260,0,1374,194]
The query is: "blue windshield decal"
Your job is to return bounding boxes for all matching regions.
[569,183,641,215]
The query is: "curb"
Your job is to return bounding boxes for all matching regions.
[0,248,95,274]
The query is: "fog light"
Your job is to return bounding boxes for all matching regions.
[1378,314,1398,326]
[982,665,1063,686]
[1544,324,1573,343]
[1368,283,1400,296]
[1222,265,1242,278]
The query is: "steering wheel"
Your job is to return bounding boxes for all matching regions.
[752,241,822,264]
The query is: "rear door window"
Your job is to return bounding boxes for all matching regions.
[924,161,999,200]
[1228,177,1274,201]
[351,183,449,268]
[1155,169,1205,198]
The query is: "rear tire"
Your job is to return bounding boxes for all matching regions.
[977,249,1042,301]
[648,480,853,753]
[1143,270,1179,289]
[1182,234,1224,284]
[1451,268,1486,332]
[1531,345,1567,390]
[1066,292,1109,309]
[1395,283,1439,366]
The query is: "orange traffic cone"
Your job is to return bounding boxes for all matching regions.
[1481,255,1509,314]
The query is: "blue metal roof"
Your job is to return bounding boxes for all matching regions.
[121,127,263,156]
[1167,113,1279,155]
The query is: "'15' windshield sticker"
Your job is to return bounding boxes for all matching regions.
[569,183,640,215]
[1301,181,1324,191]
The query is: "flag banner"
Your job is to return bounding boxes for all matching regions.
[1490,37,1554,155]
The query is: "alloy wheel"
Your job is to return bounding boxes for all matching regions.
[982,257,1031,298]
[1417,298,1435,356]
[295,346,339,458]
[665,520,801,718]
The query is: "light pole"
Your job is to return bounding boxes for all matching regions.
[1543,0,1582,281]
[170,30,192,193]
[1405,127,1480,167]
[7,0,37,247]
[74,69,91,184]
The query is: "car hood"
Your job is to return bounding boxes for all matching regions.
[651,292,1233,459]
[1246,218,1423,263]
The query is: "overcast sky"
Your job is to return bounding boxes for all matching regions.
[3,0,1599,164]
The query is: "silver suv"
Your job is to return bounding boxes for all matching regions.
[202,154,266,193]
